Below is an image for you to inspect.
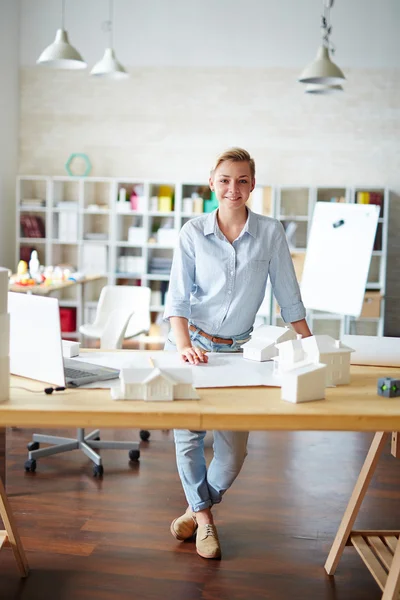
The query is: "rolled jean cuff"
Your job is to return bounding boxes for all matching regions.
[191,500,213,512]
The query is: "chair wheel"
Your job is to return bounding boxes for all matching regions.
[93,464,104,477]
[129,449,140,461]
[27,441,40,451]
[24,459,37,473]
[93,436,100,441]
[140,430,150,441]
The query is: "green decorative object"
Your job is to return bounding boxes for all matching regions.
[204,191,219,213]
[65,153,92,177]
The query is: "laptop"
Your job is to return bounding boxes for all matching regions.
[342,334,400,368]
[8,292,120,387]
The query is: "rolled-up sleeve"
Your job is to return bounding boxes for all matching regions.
[163,223,195,321]
[268,222,306,323]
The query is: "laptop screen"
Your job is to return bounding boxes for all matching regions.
[8,292,66,386]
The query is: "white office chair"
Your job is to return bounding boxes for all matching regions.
[79,285,151,346]
[24,286,152,477]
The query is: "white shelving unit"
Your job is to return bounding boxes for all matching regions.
[16,176,389,339]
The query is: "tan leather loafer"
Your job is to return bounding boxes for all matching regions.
[170,508,197,541]
[196,523,221,559]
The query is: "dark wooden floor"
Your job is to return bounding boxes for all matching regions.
[1,428,400,600]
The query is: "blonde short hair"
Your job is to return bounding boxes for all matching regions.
[211,147,255,180]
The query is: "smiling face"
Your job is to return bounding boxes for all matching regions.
[209,160,255,212]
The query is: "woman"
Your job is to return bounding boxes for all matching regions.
[164,147,312,559]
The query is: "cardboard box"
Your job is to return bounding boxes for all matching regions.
[360,292,382,318]
[0,356,10,403]
[0,313,10,358]
[291,253,306,283]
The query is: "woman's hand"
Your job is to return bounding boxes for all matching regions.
[178,345,208,365]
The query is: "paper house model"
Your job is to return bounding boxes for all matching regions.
[242,325,297,362]
[274,334,354,386]
[281,362,327,403]
[0,268,10,403]
[300,335,353,386]
[114,366,199,401]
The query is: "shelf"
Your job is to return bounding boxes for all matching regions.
[145,274,171,281]
[61,331,79,339]
[115,273,145,279]
[50,239,79,245]
[59,300,78,307]
[19,207,47,212]
[148,211,175,217]
[19,237,46,243]
[278,215,309,221]
[82,209,110,214]
[150,305,165,312]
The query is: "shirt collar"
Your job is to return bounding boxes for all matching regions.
[203,207,258,238]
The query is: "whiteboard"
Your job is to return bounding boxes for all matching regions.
[300,202,380,316]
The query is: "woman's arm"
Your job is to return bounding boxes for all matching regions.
[291,318,312,338]
[170,316,208,365]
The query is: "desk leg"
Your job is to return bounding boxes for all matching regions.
[324,431,389,576]
[382,536,400,600]
[0,477,29,577]
[0,428,5,485]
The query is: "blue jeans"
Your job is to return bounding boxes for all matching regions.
[165,324,252,512]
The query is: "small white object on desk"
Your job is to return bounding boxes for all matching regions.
[242,325,297,362]
[62,339,80,358]
[111,359,199,401]
[281,362,327,403]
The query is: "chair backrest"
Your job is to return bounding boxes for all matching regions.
[93,285,151,339]
[100,308,134,349]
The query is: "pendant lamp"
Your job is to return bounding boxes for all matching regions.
[90,0,128,79]
[305,82,344,94]
[298,0,345,87]
[37,0,86,69]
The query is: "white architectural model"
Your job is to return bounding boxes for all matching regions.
[281,362,327,403]
[242,325,297,362]
[112,364,199,401]
[300,335,354,385]
[274,334,354,387]
[0,268,10,403]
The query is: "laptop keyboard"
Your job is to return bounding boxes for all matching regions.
[65,367,97,379]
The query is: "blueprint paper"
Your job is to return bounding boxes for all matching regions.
[73,352,282,389]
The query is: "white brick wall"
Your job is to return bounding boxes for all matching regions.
[19,67,400,189]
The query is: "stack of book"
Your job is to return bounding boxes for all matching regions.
[20,198,45,208]
[356,191,384,216]
[148,257,172,275]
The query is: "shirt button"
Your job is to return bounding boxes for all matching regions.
[228,290,232,294]
[230,271,234,276]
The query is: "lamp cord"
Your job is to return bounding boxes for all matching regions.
[109,0,114,49]
[61,0,66,30]
[321,0,335,54]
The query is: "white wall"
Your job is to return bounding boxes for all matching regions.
[0,0,19,269]
[20,0,400,69]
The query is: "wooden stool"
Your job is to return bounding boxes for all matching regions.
[325,432,400,599]
[0,477,29,577]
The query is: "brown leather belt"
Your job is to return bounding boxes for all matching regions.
[189,324,233,345]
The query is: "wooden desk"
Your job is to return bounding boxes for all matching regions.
[2,361,400,594]
[2,364,400,431]
[8,274,105,297]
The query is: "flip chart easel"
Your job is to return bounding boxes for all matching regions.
[301,202,380,316]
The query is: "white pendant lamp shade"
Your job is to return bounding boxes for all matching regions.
[90,48,128,79]
[37,29,87,70]
[305,82,343,94]
[298,45,345,86]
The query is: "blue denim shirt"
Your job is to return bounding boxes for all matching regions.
[164,208,306,337]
